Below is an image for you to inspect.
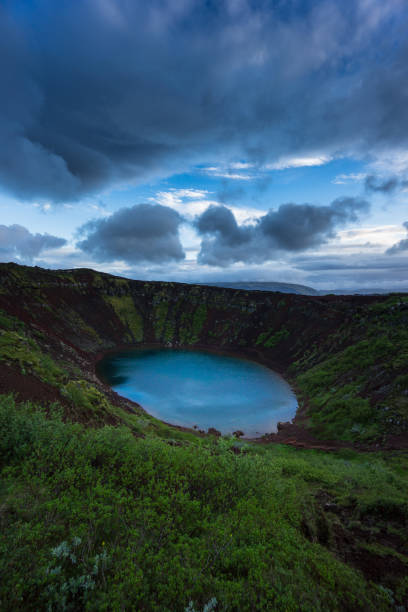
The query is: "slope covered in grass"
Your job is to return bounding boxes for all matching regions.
[293,296,408,441]
[1,395,407,611]
[0,263,407,445]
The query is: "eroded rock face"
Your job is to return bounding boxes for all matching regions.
[0,261,376,362]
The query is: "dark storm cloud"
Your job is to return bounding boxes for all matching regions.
[386,222,408,255]
[365,175,400,194]
[1,0,408,202]
[364,174,408,194]
[0,224,66,262]
[77,204,185,263]
[196,197,369,265]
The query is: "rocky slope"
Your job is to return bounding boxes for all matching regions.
[0,262,407,446]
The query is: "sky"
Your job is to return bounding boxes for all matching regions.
[1,0,408,291]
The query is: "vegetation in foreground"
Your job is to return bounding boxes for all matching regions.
[0,265,407,610]
[1,395,408,611]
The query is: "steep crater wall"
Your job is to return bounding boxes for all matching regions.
[0,263,407,445]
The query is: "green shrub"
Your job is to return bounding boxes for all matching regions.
[0,395,404,610]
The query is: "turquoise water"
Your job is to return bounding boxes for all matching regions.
[98,348,298,437]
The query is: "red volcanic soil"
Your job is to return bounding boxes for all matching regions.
[0,363,64,407]
[0,262,407,450]
[256,420,408,451]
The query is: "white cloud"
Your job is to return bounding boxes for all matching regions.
[200,164,259,180]
[369,150,408,176]
[265,155,331,171]
[200,156,331,178]
[171,188,210,199]
[331,224,407,252]
[33,202,52,213]
[152,190,218,218]
[215,173,255,180]
[152,189,265,223]
[332,173,366,184]
[88,203,112,217]
[229,162,255,170]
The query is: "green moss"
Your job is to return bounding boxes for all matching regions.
[62,379,114,419]
[178,304,208,345]
[256,327,289,348]
[359,542,408,564]
[0,308,24,332]
[106,296,143,342]
[163,319,176,343]
[0,330,65,385]
[160,301,180,343]
[189,304,207,343]
[60,307,102,345]
[178,311,191,344]
[153,301,169,340]
[256,332,269,345]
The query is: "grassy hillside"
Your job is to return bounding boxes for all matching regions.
[0,263,407,610]
[292,295,408,442]
[0,262,407,443]
[1,396,407,611]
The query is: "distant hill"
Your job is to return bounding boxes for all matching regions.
[198,281,318,295]
[318,287,408,295]
[198,282,408,296]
